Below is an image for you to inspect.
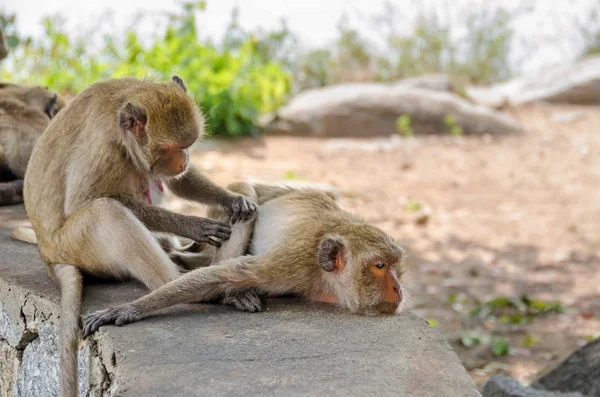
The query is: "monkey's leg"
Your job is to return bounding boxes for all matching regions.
[0,179,23,205]
[58,198,181,290]
[206,182,263,312]
[83,254,279,335]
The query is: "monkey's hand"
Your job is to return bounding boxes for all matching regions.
[222,194,257,224]
[187,217,232,248]
[222,290,263,313]
[83,305,142,336]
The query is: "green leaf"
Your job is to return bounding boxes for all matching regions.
[491,337,510,356]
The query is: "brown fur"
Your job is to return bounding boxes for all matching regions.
[21,76,256,397]
[0,84,66,205]
[0,28,7,61]
[83,182,406,336]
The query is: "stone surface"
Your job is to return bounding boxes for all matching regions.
[0,205,481,396]
[466,56,600,107]
[265,83,524,137]
[393,74,457,92]
[483,376,586,397]
[531,338,600,396]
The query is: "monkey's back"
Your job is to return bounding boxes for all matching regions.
[23,78,147,246]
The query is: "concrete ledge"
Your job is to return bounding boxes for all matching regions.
[0,205,481,397]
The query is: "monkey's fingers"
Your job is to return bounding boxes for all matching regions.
[223,290,263,313]
[201,237,222,248]
[83,309,117,336]
[242,201,258,222]
[230,196,258,224]
[201,218,231,233]
[83,306,140,336]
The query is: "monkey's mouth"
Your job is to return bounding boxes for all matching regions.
[375,301,400,314]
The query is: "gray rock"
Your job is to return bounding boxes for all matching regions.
[0,340,20,395]
[483,376,586,397]
[466,56,600,107]
[266,83,524,137]
[393,74,457,92]
[531,338,600,396]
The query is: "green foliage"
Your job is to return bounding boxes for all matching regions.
[396,114,414,137]
[404,200,424,212]
[460,330,490,347]
[469,295,565,325]
[427,319,438,328]
[460,330,510,357]
[491,337,511,357]
[444,115,463,136]
[0,13,30,51]
[283,170,300,180]
[0,2,291,137]
[522,333,541,347]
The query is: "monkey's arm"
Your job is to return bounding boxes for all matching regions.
[166,166,256,223]
[83,255,277,335]
[0,180,23,206]
[112,195,231,247]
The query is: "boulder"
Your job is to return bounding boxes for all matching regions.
[265,83,524,137]
[483,376,586,397]
[466,56,600,107]
[392,74,457,92]
[531,337,600,396]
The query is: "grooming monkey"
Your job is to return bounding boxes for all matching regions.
[19,76,256,397]
[83,182,406,335]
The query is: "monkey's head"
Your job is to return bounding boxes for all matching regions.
[318,224,405,315]
[118,76,204,178]
[15,86,66,119]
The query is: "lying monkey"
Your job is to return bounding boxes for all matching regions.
[83,182,406,335]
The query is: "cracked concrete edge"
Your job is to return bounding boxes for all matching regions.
[0,277,115,396]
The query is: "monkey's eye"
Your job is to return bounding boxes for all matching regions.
[375,263,386,269]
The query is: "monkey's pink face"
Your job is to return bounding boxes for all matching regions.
[359,256,404,314]
[317,233,405,315]
[151,138,195,177]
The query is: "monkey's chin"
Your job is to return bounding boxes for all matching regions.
[375,301,400,315]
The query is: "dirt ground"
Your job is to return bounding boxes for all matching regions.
[167,103,600,389]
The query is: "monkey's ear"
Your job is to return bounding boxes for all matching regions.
[318,236,346,272]
[172,75,187,93]
[44,94,58,119]
[118,102,147,137]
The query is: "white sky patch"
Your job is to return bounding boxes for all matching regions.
[2,0,597,75]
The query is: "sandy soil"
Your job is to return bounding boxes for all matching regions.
[167,103,600,389]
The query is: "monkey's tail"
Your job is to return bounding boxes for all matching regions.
[54,264,83,397]
[10,226,38,244]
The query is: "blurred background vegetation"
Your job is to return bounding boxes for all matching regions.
[1,0,599,137]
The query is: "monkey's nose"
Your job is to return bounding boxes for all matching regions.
[393,285,402,302]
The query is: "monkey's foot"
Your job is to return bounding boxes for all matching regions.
[83,305,142,336]
[222,290,263,313]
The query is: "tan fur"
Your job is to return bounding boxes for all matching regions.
[82,183,406,336]
[0,83,66,205]
[21,76,256,397]
[10,226,37,244]
[54,264,82,397]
